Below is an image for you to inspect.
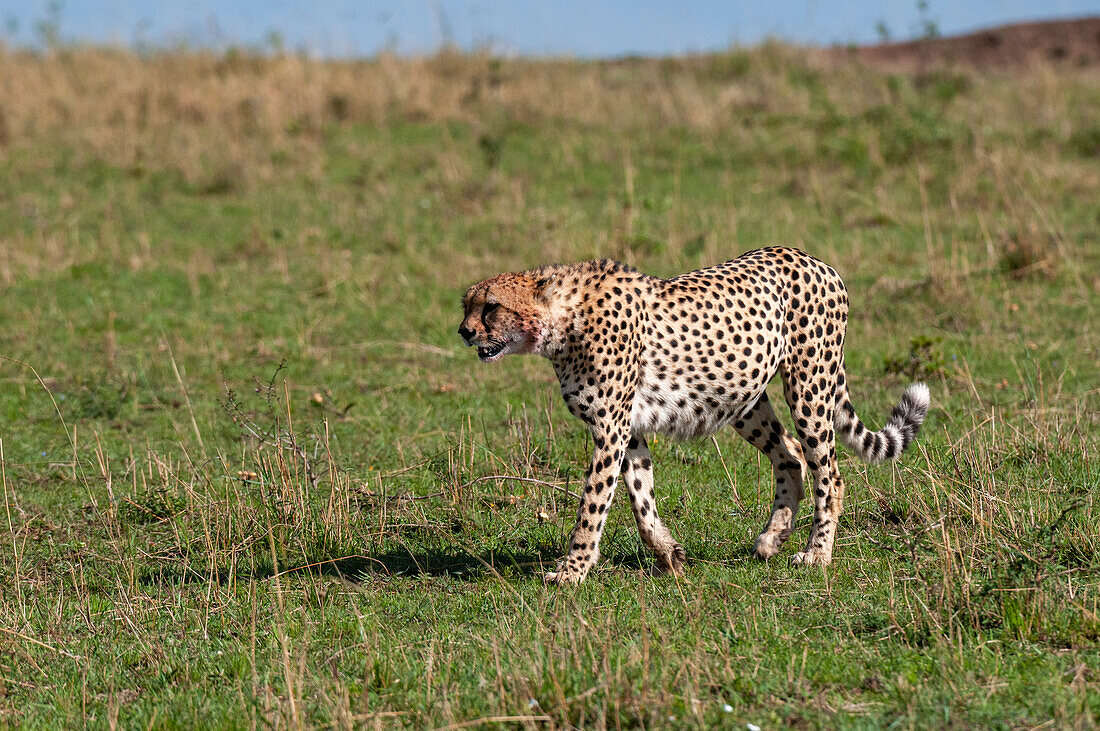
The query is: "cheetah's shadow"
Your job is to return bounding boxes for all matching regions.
[302,545,657,583]
[135,546,664,587]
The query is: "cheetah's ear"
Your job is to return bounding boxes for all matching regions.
[461,282,481,310]
[533,276,553,302]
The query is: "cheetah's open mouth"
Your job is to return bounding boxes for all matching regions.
[477,342,507,361]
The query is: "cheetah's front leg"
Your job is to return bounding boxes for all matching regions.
[544,426,627,586]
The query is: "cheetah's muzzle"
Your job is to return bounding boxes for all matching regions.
[477,342,507,361]
[459,246,931,584]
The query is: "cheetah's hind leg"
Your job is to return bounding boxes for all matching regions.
[782,371,845,567]
[732,393,807,560]
[623,435,686,575]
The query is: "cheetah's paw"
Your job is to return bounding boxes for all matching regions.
[753,532,786,560]
[543,568,585,586]
[790,550,832,566]
[654,543,687,576]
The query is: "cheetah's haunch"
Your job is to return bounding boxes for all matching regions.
[459,247,930,585]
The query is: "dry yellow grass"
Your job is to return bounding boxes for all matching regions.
[0,43,1096,296]
[1,44,1094,186]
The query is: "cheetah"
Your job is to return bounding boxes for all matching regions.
[458,246,929,585]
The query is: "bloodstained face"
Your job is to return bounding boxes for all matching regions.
[458,273,546,362]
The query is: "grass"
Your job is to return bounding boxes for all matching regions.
[0,42,1098,728]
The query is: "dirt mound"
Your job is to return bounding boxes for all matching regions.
[840,16,1100,70]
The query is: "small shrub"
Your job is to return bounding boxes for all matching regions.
[997,230,1058,279]
[477,130,504,169]
[914,70,971,106]
[1067,124,1100,158]
[703,52,752,81]
[67,378,130,420]
[883,335,946,380]
[118,484,185,525]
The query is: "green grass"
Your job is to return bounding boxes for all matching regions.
[0,47,1098,728]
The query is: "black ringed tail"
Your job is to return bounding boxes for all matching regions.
[834,380,930,463]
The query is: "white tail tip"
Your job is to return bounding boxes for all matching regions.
[906,382,931,409]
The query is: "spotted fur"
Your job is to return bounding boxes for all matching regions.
[459,246,930,585]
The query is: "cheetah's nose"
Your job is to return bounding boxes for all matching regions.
[458,324,475,345]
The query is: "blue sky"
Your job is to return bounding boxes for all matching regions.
[2,0,1098,57]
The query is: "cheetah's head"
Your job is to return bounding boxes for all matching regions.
[459,273,550,362]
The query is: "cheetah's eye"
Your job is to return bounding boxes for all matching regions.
[481,301,500,330]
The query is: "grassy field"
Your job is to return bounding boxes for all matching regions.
[0,43,1098,728]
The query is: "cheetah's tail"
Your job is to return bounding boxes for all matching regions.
[834,382,930,463]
